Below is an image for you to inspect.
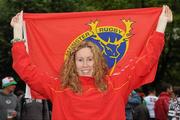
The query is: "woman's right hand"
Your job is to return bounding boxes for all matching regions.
[10,11,23,39]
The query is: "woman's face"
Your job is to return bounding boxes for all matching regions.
[75,47,94,77]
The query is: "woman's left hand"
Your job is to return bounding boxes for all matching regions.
[160,5,173,23]
[156,5,173,33]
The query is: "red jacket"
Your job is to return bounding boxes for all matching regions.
[155,92,170,120]
[12,32,164,120]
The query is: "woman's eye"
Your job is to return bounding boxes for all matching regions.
[88,58,93,61]
[78,59,83,62]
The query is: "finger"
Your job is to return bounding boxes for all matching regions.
[20,10,23,14]
[10,18,14,26]
[15,13,20,20]
[20,10,23,22]
[170,9,173,22]
[162,5,166,14]
[15,12,22,20]
[167,7,171,17]
[12,16,15,21]
[167,6,173,22]
[165,5,169,15]
[12,17,17,23]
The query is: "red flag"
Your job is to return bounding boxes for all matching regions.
[23,8,161,98]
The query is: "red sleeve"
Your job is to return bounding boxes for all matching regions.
[163,97,170,114]
[11,42,60,100]
[110,32,164,96]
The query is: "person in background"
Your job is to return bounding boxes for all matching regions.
[10,6,173,120]
[19,97,51,120]
[15,86,51,120]
[133,93,150,120]
[0,77,20,120]
[154,82,173,120]
[125,90,141,120]
[168,88,180,120]
[144,87,158,120]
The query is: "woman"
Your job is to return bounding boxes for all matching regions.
[10,6,172,120]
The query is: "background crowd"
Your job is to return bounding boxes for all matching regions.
[1,76,180,120]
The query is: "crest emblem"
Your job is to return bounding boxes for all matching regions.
[66,19,133,74]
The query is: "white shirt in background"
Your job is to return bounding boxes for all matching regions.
[144,95,158,118]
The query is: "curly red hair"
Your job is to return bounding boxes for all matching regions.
[60,41,109,93]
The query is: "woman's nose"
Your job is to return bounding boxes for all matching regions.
[83,60,88,67]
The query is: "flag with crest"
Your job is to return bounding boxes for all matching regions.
[23,7,161,98]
